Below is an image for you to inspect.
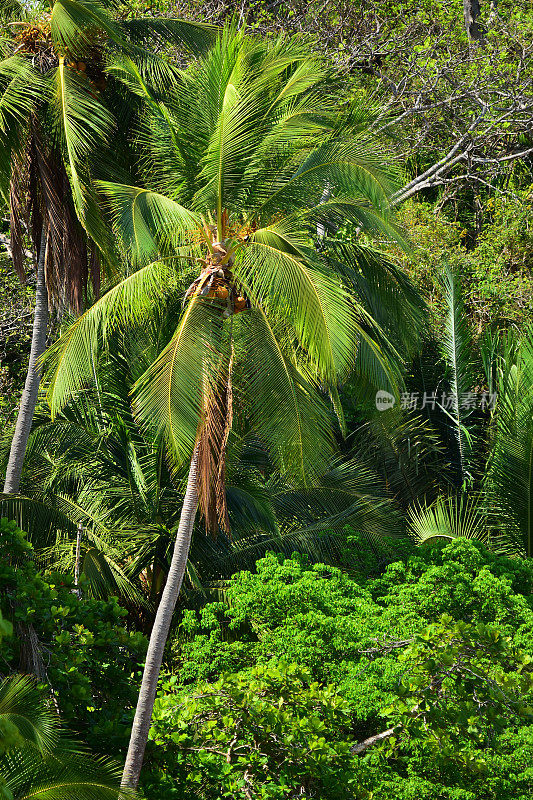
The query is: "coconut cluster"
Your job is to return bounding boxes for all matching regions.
[13,22,50,50]
[184,241,248,317]
[12,20,53,67]
[12,19,107,92]
[67,49,107,93]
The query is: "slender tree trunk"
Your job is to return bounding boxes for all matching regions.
[3,228,48,494]
[121,447,199,789]
[463,0,486,40]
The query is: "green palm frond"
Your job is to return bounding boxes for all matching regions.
[120,17,216,53]
[50,0,125,57]
[45,517,150,608]
[3,744,127,800]
[225,480,278,535]
[202,458,403,575]
[408,494,487,546]
[105,51,180,103]
[238,306,334,483]
[81,546,148,606]
[0,675,57,754]
[485,332,533,557]
[200,528,340,576]
[0,675,129,800]
[0,57,45,137]
[0,0,25,23]
[324,239,425,357]
[132,295,225,469]
[352,406,448,508]
[0,495,76,546]
[440,265,477,487]
[97,182,201,263]
[52,57,116,251]
[43,258,181,416]
[253,137,401,231]
[237,237,360,383]
[479,328,502,398]
[53,60,114,162]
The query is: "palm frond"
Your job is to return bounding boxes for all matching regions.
[0,675,129,800]
[237,235,360,383]
[237,306,334,483]
[52,57,115,253]
[3,747,127,800]
[324,239,426,357]
[0,495,76,546]
[0,57,45,141]
[352,407,448,508]
[121,17,216,53]
[50,0,125,57]
[0,675,58,755]
[43,258,180,416]
[440,265,477,487]
[97,181,201,264]
[485,331,533,557]
[408,494,487,546]
[132,295,225,470]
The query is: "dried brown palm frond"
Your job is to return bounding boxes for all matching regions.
[9,146,29,281]
[17,122,101,314]
[196,346,234,534]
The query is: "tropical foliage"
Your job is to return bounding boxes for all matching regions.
[0,517,146,751]
[144,541,533,799]
[0,673,127,800]
[0,2,533,798]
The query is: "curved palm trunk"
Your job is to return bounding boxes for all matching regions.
[3,228,48,494]
[121,447,199,789]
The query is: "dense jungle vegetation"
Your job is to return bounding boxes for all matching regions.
[0,0,533,797]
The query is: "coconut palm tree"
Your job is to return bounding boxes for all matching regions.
[43,27,416,786]
[0,673,130,800]
[0,0,213,494]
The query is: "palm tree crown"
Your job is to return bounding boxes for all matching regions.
[45,27,408,528]
[0,0,213,305]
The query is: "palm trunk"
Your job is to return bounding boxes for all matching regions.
[3,228,48,494]
[121,447,199,789]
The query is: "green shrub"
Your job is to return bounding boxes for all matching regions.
[0,518,147,753]
[148,663,366,800]
[152,541,533,799]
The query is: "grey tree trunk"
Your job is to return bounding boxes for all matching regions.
[3,228,48,494]
[463,0,486,40]
[121,448,199,789]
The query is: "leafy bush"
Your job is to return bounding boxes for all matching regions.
[146,541,533,799]
[148,663,364,800]
[0,518,147,753]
